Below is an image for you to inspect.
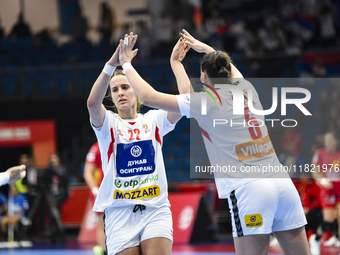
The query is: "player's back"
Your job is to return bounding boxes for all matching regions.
[191,79,284,197]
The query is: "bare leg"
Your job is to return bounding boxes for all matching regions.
[97,215,106,252]
[117,246,140,255]
[11,215,20,231]
[336,203,340,242]
[1,216,9,233]
[141,237,172,255]
[322,208,336,223]
[233,234,270,255]
[274,227,310,255]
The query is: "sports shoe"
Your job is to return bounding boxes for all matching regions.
[335,239,340,247]
[309,234,320,255]
[323,235,338,246]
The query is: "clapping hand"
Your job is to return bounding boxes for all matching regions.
[170,37,190,63]
[108,33,138,67]
[179,29,214,54]
[119,32,138,65]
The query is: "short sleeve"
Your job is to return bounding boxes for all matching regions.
[162,111,176,136]
[91,110,111,140]
[148,109,176,136]
[176,94,190,118]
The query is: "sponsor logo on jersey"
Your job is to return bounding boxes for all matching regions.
[114,174,158,189]
[244,214,263,228]
[131,145,142,157]
[235,135,275,162]
[114,185,160,200]
[115,179,122,188]
[116,140,155,177]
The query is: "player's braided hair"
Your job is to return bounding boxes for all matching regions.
[105,69,142,113]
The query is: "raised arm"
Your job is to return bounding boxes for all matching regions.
[119,33,181,114]
[180,29,244,79]
[87,40,138,127]
[170,38,191,94]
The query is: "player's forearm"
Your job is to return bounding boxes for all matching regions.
[87,71,111,126]
[83,164,98,190]
[84,172,97,190]
[230,63,244,79]
[123,67,159,105]
[170,60,191,94]
[203,44,215,54]
[87,72,110,109]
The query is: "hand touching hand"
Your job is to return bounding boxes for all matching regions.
[108,33,138,66]
[119,32,138,65]
[180,29,215,54]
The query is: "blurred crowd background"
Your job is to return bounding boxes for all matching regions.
[0,0,339,245]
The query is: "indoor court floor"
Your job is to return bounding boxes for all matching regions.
[1,240,340,255]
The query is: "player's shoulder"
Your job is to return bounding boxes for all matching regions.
[143,109,166,119]
[107,110,120,119]
[234,78,253,88]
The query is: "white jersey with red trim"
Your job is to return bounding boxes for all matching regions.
[91,109,175,212]
[176,79,285,198]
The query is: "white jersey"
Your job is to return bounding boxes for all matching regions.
[91,109,175,212]
[176,79,285,198]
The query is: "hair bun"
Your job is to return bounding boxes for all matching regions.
[218,66,230,78]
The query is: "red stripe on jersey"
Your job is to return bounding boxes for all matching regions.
[107,128,115,162]
[155,126,161,145]
[199,126,212,143]
[128,122,136,125]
